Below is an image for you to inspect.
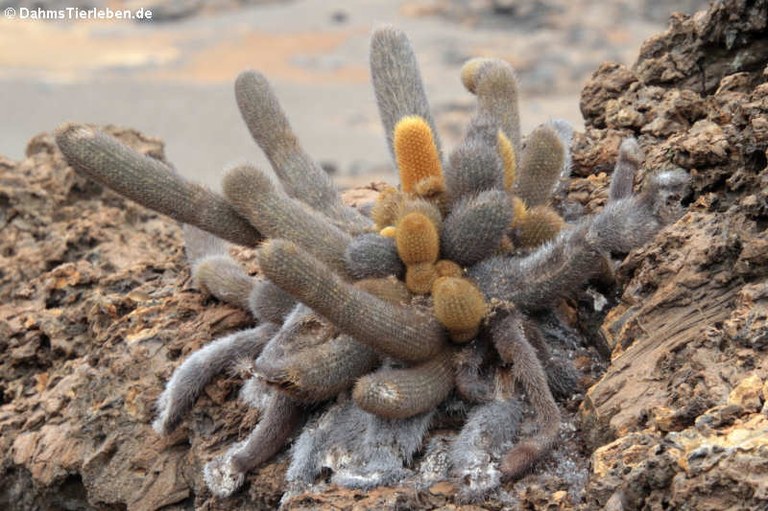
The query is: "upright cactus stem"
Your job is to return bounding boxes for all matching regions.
[609,137,643,201]
[514,125,565,207]
[396,212,441,294]
[371,25,442,162]
[235,70,369,232]
[462,58,522,154]
[394,115,445,200]
[441,190,513,266]
[432,277,488,343]
[445,59,523,202]
[395,212,440,266]
[434,259,464,279]
[372,185,402,229]
[445,124,505,200]
[405,262,438,295]
[498,130,518,190]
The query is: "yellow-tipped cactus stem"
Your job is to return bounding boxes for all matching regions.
[432,277,488,343]
[396,198,443,232]
[515,205,565,249]
[405,262,438,295]
[498,130,517,190]
[434,259,464,279]
[394,116,444,196]
[396,212,440,265]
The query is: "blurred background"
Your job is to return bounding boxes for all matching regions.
[0,0,709,188]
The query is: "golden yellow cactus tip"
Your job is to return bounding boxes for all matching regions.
[394,115,444,196]
[498,130,517,190]
[380,226,397,238]
[432,276,488,344]
[395,212,440,265]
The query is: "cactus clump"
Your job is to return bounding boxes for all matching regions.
[55,25,689,501]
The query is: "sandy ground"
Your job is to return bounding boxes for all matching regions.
[0,0,707,188]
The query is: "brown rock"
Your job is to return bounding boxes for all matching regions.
[580,63,639,129]
[634,1,768,93]
[727,374,765,412]
[577,0,768,508]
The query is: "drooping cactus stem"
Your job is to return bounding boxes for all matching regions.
[461,58,522,153]
[258,239,447,363]
[256,335,379,403]
[55,124,262,247]
[152,324,278,435]
[353,348,456,419]
[492,313,560,478]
